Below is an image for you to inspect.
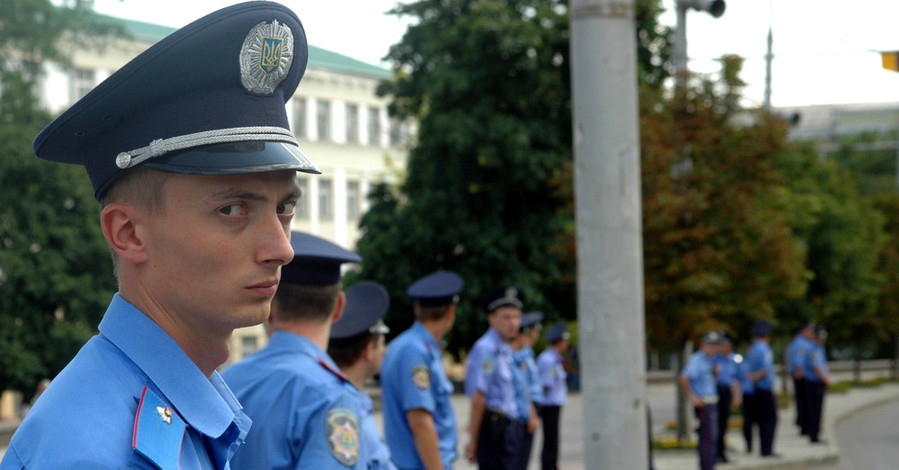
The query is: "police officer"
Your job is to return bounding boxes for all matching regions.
[537,322,570,470]
[465,285,526,469]
[803,325,832,444]
[788,322,816,435]
[328,281,397,470]
[381,271,463,470]
[0,3,315,468]
[714,334,741,463]
[510,312,544,470]
[223,232,366,469]
[745,320,779,458]
[680,331,722,470]
[738,352,756,454]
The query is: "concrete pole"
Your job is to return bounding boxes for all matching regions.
[570,1,648,468]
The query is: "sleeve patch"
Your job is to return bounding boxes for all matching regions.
[326,408,360,466]
[412,365,431,389]
[482,355,496,374]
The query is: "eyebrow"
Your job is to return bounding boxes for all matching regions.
[207,187,300,203]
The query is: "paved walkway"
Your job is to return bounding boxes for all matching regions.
[653,382,899,470]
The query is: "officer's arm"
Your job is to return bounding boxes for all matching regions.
[407,408,444,470]
[731,379,742,408]
[465,390,487,463]
[678,373,702,408]
[527,401,539,434]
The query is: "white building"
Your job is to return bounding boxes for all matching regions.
[35,15,409,364]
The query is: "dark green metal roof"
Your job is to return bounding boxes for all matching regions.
[116,16,390,79]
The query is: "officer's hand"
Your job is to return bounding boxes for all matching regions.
[732,396,742,408]
[527,413,539,434]
[465,442,478,463]
[690,397,704,408]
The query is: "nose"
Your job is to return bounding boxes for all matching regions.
[259,216,294,266]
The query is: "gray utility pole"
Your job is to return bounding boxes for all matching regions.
[570,1,647,468]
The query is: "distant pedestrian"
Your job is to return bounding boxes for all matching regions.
[745,320,779,458]
[803,325,832,444]
[714,335,741,463]
[511,312,544,470]
[680,331,722,470]
[537,322,570,470]
[737,356,756,453]
[788,323,816,435]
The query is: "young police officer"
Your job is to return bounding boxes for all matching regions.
[537,322,571,470]
[1,3,316,468]
[223,232,365,469]
[381,271,463,470]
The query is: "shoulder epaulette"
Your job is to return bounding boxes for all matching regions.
[132,386,186,470]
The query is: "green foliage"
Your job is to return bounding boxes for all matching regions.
[0,0,119,394]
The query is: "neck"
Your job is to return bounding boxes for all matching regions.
[274,319,332,351]
[341,362,369,390]
[420,320,445,342]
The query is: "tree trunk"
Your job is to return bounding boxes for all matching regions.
[676,338,693,442]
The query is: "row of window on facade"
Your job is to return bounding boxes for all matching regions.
[296,177,362,221]
[70,68,410,148]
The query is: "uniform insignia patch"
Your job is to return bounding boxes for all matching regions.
[240,19,294,95]
[326,408,360,466]
[412,365,431,389]
[482,356,496,374]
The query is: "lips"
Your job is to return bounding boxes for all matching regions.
[247,279,279,296]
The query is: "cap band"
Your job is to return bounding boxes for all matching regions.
[487,297,523,312]
[115,126,299,169]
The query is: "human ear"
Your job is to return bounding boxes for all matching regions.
[100,203,148,264]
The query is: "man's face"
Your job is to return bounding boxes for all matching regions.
[702,342,719,357]
[489,306,522,343]
[138,170,298,337]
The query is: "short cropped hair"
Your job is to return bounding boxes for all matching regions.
[273,283,341,323]
[328,331,379,369]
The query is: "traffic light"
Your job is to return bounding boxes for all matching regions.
[882,51,899,72]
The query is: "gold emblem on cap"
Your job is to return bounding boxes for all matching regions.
[505,286,518,299]
[240,19,294,95]
[156,406,173,424]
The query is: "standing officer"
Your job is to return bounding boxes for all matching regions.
[328,281,397,470]
[745,320,779,458]
[714,335,741,463]
[223,232,366,469]
[680,331,722,470]
[511,312,543,470]
[465,285,526,469]
[537,322,571,470]
[788,323,816,436]
[738,353,756,454]
[804,325,832,444]
[381,271,463,470]
[0,3,316,468]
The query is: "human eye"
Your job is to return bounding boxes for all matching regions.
[219,204,247,217]
[277,200,297,216]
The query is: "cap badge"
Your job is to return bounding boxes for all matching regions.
[240,19,294,95]
[505,286,518,299]
[156,406,173,424]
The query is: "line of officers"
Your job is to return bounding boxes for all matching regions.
[679,320,831,470]
[221,231,573,470]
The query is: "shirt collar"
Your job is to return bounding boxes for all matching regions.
[267,331,341,370]
[412,322,439,350]
[99,294,248,439]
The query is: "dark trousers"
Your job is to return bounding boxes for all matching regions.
[754,389,778,456]
[477,409,523,470]
[512,418,534,470]
[805,381,826,441]
[694,403,719,470]
[716,385,732,459]
[538,405,561,470]
[793,377,808,434]
[741,392,756,453]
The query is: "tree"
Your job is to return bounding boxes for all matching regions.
[0,0,120,394]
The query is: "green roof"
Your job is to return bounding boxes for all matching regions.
[115,16,390,80]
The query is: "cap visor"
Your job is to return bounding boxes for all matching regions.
[145,141,320,175]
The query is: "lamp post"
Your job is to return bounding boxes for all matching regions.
[674,0,726,89]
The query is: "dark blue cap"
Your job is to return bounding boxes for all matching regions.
[751,320,773,337]
[483,285,525,313]
[701,331,723,344]
[34,1,320,200]
[544,322,570,343]
[330,281,390,340]
[520,312,543,331]
[406,271,464,307]
[282,231,361,286]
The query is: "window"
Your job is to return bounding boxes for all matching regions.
[346,104,359,144]
[318,179,333,220]
[389,119,408,147]
[347,181,360,220]
[368,107,381,146]
[71,68,95,102]
[317,99,331,141]
[294,97,307,139]
[240,336,258,358]
[296,177,308,219]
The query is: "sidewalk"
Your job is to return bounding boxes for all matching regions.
[653,382,899,470]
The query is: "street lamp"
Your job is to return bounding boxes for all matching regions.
[674,0,726,88]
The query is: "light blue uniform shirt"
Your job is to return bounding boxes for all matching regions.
[805,343,828,383]
[380,322,457,469]
[357,391,397,470]
[465,329,519,418]
[0,294,251,470]
[519,347,545,405]
[746,340,776,391]
[537,348,568,406]
[715,352,738,387]
[511,350,531,422]
[738,360,755,395]
[788,335,812,376]
[681,351,717,397]
[222,332,365,470]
